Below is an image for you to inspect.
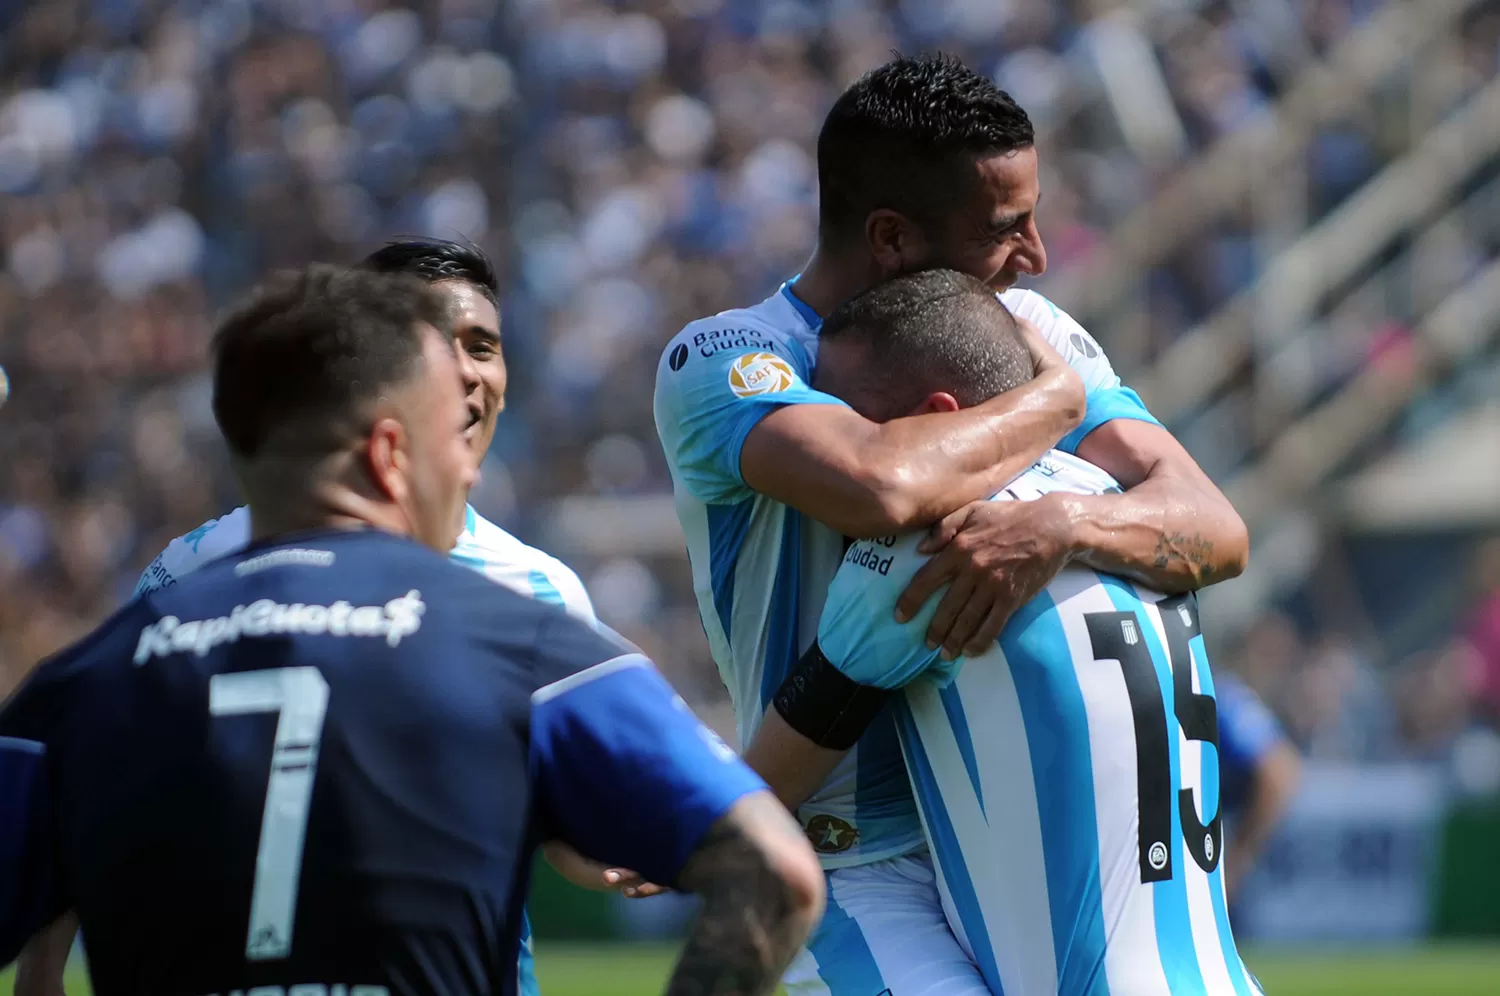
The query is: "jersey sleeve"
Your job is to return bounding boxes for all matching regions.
[529,617,765,887]
[1215,675,1285,772]
[133,508,253,596]
[0,659,74,962]
[0,737,56,964]
[816,535,951,690]
[1002,290,1162,453]
[653,321,849,504]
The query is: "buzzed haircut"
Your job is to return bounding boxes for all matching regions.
[817,269,1032,421]
[817,53,1034,246]
[360,237,499,306]
[212,265,450,460]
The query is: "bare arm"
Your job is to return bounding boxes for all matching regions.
[739,709,851,813]
[740,329,1084,538]
[1067,419,1250,591]
[901,420,1249,659]
[666,792,825,996]
[1223,742,1301,902]
[13,913,76,996]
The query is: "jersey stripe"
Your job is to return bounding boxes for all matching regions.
[940,684,986,816]
[1056,574,1168,995]
[527,569,565,607]
[756,506,803,711]
[706,501,752,642]
[928,649,1060,994]
[893,696,1003,989]
[1099,576,1206,996]
[1007,580,1111,994]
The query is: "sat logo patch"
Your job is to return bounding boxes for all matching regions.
[727,351,795,398]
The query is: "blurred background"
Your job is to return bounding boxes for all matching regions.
[1,0,1498,992]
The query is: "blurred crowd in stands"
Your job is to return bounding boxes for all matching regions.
[1,0,1498,770]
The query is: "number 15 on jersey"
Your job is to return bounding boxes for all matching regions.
[1084,594,1221,885]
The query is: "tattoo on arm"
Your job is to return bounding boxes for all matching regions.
[666,795,812,996]
[1151,531,1224,586]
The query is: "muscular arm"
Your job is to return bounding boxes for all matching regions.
[667,792,825,996]
[1067,420,1250,590]
[741,350,1084,538]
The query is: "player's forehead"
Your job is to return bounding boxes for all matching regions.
[433,278,499,335]
[954,146,1040,230]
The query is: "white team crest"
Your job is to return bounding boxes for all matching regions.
[1148,841,1168,870]
[1204,833,1215,863]
[1121,618,1139,645]
[1178,603,1193,626]
[727,351,795,398]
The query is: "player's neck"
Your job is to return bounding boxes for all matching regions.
[792,245,880,321]
[246,485,411,546]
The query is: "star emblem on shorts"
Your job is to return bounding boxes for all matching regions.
[804,814,859,854]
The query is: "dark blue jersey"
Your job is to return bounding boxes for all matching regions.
[0,529,763,996]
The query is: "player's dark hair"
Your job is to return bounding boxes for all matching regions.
[817,269,1031,420]
[212,265,451,459]
[359,237,499,306]
[818,53,1034,246]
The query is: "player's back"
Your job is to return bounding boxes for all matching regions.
[26,529,559,996]
[824,453,1260,996]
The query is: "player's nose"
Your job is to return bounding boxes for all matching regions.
[1014,222,1047,277]
[454,343,482,394]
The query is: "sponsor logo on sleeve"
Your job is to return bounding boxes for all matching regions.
[668,343,690,370]
[727,351,796,398]
[691,327,778,360]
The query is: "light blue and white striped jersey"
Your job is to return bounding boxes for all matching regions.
[135,505,596,622]
[653,281,1162,870]
[819,450,1261,996]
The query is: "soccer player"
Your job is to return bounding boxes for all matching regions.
[750,269,1260,995]
[115,237,592,996]
[653,54,1248,993]
[1215,672,1301,903]
[0,266,824,996]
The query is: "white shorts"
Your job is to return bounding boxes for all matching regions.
[782,852,990,996]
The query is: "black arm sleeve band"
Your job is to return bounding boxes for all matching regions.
[772,641,892,752]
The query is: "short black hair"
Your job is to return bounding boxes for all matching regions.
[212,265,451,459]
[817,269,1031,421]
[818,53,1034,245]
[359,237,499,306]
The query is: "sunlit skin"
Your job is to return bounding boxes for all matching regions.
[878,145,1049,293]
[434,278,506,462]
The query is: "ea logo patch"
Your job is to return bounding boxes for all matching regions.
[804,814,859,854]
[1148,840,1169,870]
[669,343,689,371]
[727,351,795,398]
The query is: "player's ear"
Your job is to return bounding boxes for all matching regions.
[909,392,960,417]
[866,210,926,278]
[365,416,411,503]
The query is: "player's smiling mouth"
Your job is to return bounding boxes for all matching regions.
[462,405,483,440]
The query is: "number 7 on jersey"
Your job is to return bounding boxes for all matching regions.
[209,667,330,961]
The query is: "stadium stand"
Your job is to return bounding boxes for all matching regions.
[0,0,1497,782]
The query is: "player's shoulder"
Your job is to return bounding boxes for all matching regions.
[657,293,814,385]
[457,508,596,620]
[135,506,253,595]
[999,287,1109,362]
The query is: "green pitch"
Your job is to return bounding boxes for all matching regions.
[5,942,1500,995]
